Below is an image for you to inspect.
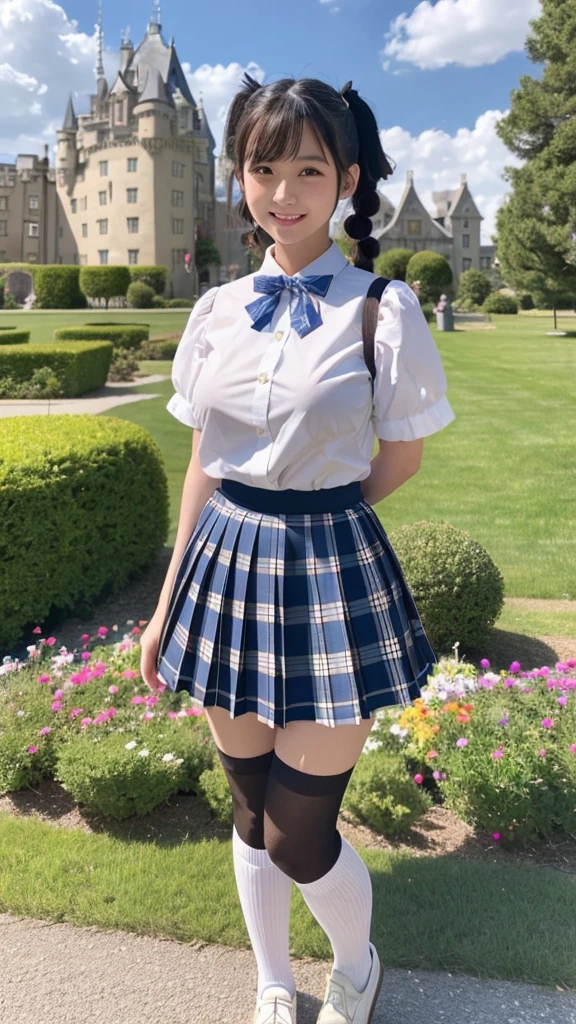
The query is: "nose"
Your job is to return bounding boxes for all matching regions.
[272,180,297,205]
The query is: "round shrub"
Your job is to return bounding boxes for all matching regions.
[152,294,168,308]
[0,330,30,345]
[406,251,453,303]
[166,297,194,308]
[342,748,432,837]
[458,269,491,308]
[129,265,168,295]
[374,248,413,282]
[387,521,505,652]
[80,266,131,306]
[127,281,155,309]
[482,293,519,315]
[140,338,179,360]
[519,293,535,310]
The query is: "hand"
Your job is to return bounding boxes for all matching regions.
[139,613,168,693]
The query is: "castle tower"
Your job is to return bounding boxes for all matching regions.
[133,65,175,139]
[56,95,78,194]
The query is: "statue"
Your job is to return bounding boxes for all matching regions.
[434,293,454,331]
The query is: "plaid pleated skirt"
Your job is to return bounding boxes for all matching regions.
[156,479,436,728]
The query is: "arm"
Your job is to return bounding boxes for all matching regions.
[360,437,423,506]
[153,430,220,621]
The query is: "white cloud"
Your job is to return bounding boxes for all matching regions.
[376,110,521,242]
[383,0,540,70]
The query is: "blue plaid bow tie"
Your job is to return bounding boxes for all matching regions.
[245,273,334,338]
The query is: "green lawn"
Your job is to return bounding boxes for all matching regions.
[0,308,190,343]
[0,810,573,988]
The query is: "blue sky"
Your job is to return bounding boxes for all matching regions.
[0,0,542,240]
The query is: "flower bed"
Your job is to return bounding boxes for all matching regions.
[1,628,575,846]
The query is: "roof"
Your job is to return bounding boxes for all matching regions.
[134,64,174,106]
[62,95,77,131]
[381,172,451,238]
[129,26,195,106]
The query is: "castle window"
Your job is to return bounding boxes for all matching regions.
[127,188,138,204]
[0,221,7,236]
[462,258,472,271]
[128,249,139,265]
[172,218,184,234]
[98,250,109,265]
[82,223,88,237]
[29,195,39,210]
[71,198,77,214]
[463,234,470,249]
[99,160,108,176]
[127,217,139,234]
[98,219,108,235]
[172,190,184,207]
[99,191,107,206]
[172,248,186,268]
[463,219,469,228]
[480,256,491,270]
[0,197,7,211]
[407,219,421,235]
[28,222,39,237]
[127,158,138,173]
[172,160,185,178]
[81,196,88,211]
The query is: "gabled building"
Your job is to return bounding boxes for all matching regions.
[56,2,219,296]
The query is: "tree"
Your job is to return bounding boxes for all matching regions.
[458,269,492,307]
[374,248,413,281]
[195,239,222,269]
[405,251,453,303]
[495,0,576,308]
[79,266,131,309]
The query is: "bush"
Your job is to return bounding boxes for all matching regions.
[0,341,112,402]
[166,297,194,308]
[127,281,155,309]
[387,521,505,652]
[0,365,65,399]
[420,303,435,323]
[374,249,413,282]
[108,349,141,382]
[458,269,491,307]
[342,747,432,837]
[129,265,168,295]
[54,325,149,351]
[0,330,30,345]
[197,761,234,822]
[34,266,86,309]
[406,251,453,303]
[80,266,131,307]
[3,292,20,310]
[519,293,535,310]
[152,294,168,308]
[140,337,179,360]
[482,293,519,315]
[0,281,4,308]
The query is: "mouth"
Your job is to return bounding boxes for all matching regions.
[270,213,307,225]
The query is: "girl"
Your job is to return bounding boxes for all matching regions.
[141,74,455,1024]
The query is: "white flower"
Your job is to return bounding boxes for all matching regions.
[17,710,25,717]
[161,753,175,762]
[390,723,402,735]
[138,748,149,757]
[175,758,184,765]
[363,737,382,752]
[125,740,137,750]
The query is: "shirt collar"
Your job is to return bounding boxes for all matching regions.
[258,239,350,280]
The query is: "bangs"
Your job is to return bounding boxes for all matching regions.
[243,97,331,167]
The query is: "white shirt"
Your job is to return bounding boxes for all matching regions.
[167,240,456,490]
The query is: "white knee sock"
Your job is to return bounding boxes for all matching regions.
[232,826,296,1000]
[294,833,373,993]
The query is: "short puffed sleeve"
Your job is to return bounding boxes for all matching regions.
[166,286,219,428]
[372,280,456,441]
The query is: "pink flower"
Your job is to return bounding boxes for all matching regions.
[146,695,159,706]
[32,626,42,634]
[38,674,51,684]
[569,744,576,754]
[492,832,501,841]
[491,750,504,759]
[185,707,204,717]
[81,633,90,642]
[509,661,521,673]
[539,667,550,677]
[539,749,547,757]
[54,689,64,699]
[541,718,554,728]
[143,711,155,720]
[108,685,119,695]
[131,695,146,705]
[167,711,179,719]
[499,717,509,726]
[557,696,568,706]
[456,737,469,748]
[132,627,141,635]
[45,637,56,647]
[432,770,442,781]
[413,773,424,784]
[556,662,569,673]
[69,708,83,718]
[97,626,108,637]
[39,726,51,736]
[426,750,439,759]
[27,745,38,754]
[81,652,91,661]
[80,717,92,727]
[122,669,139,679]
[567,660,576,669]
[480,659,491,669]
[51,701,63,712]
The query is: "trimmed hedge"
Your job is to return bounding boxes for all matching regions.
[0,342,113,398]
[0,416,169,653]
[34,266,87,310]
[0,330,30,345]
[483,293,519,315]
[129,265,168,295]
[54,325,149,351]
[406,251,453,303]
[80,266,131,304]
[127,281,155,309]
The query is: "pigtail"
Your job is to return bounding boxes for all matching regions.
[340,81,394,273]
[224,73,270,256]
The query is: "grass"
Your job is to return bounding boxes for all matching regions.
[0,308,190,344]
[0,809,573,988]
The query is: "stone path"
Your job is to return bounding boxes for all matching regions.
[0,374,168,418]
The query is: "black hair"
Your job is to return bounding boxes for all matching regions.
[223,75,394,273]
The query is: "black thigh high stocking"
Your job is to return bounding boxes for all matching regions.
[215,747,274,849]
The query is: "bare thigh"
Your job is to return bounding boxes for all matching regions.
[204,706,277,757]
[274,717,375,776]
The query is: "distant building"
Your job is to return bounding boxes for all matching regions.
[55,4,219,296]
[0,152,58,265]
[333,170,496,287]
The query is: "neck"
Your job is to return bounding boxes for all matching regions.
[271,228,333,276]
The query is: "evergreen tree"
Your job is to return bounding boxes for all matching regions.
[496,0,576,306]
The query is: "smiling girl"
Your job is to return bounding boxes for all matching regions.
[141,74,455,1024]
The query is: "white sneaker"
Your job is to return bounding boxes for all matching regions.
[316,943,383,1023]
[253,986,298,1024]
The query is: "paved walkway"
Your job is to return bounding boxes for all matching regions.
[1,911,574,1024]
[0,374,169,418]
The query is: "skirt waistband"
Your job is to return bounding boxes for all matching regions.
[219,479,364,514]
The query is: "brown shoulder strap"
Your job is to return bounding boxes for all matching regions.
[362,276,390,391]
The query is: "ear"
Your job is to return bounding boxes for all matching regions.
[340,163,360,199]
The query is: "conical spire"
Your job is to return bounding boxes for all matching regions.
[149,0,161,33]
[96,0,105,79]
[62,94,77,131]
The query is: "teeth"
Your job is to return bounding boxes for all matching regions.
[273,214,302,220]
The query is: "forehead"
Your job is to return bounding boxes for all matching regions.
[244,118,332,165]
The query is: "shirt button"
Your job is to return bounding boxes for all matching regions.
[274,330,283,340]
[258,372,269,384]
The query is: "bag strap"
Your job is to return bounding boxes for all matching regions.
[362,276,390,392]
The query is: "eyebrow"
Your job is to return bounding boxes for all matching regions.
[250,154,328,164]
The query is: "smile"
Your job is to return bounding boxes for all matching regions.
[270,213,307,224]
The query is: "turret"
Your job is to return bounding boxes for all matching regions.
[56,95,78,193]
